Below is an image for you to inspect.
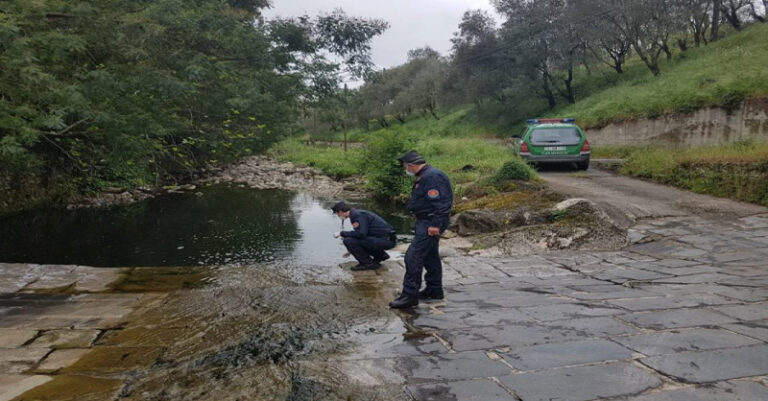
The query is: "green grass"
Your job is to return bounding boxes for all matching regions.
[308,105,504,142]
[272,136,521,182]
[270,135,535,200]
[270,138,364,178]
[597,141,768,206]
[553,23,768,128]
[595,141,768,165]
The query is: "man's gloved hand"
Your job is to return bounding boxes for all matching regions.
[333,231,341,239]
[427,227,441,236]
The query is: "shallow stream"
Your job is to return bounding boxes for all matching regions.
[0,185,412,267]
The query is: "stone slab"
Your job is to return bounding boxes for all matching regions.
[29,330,99,349]
[61,347,162,374]
[0,374,52,401]
[8,375,124,401]
[394,351,511,382]
[544,317,640,336]
[722,321,768,342]
[518,303,623,322]
[621,380,768,401]
[35,348,91,373]
[0,348,50,374]
[606,294,738,311]
[500,339,634,371]
[713,304,768,322]
[438,324,588,352]
[0,330,37,348]
[618,308,738,330]
[612,328,762,356]
[641,344,768,383]
[499,362,661,401]
[407,379,516,401]
[411,309,533,331]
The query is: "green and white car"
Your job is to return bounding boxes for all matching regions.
[514,118,590,170]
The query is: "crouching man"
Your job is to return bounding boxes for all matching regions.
[332,201,396,271]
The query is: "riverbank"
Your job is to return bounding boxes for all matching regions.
[0,155,368,219]
[200,155,366,200]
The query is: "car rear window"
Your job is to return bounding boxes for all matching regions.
[530,128,582,145]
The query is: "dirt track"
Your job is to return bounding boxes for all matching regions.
[539,166,767,228]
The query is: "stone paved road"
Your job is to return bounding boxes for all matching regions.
[337,213,768,400]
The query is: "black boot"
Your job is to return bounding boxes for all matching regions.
[419,288,444,300]
[373,253,390,263]
[351,262,380,271]
[389,294,419,309]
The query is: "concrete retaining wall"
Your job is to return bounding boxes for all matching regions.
[585,98,768,146]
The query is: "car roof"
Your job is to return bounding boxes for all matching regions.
[529,123,579,129]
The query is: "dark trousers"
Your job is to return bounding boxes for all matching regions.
[342,236,395,265]
[402,218,447,296]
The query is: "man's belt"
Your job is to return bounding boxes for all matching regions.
[415,214,449,220]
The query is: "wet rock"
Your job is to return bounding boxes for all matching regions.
[451,211,503,235]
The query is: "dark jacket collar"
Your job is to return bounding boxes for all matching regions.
[416,164,432,177]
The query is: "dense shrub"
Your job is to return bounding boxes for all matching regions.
[493,159,535,183]
[362,129,414,199]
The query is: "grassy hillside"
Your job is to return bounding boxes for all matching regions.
[557,23,768,128]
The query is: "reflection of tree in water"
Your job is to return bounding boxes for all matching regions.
[0,186,302,267]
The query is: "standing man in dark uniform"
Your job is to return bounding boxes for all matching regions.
[332,201,397,271]
[389,151,453,309]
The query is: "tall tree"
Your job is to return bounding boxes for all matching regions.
[0,0,386,194]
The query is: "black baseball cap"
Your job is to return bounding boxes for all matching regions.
[331,201,351,213]
[397,150,425,165]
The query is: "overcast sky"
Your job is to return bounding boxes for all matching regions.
[264,0,498,70]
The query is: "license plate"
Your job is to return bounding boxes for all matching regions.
[544,146,566,151]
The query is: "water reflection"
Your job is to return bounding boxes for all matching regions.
[0,185,412,267]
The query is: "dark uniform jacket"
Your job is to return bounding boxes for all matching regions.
[341,209,395,239]
[407,164,453,227]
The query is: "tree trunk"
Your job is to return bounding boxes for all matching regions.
[539,69,556,109]
[632,43,661,76]
[343,125,347,153]
[661,42,673,60]
[711,0,722,41]
[561,65,575,104]
[723,3,742,30]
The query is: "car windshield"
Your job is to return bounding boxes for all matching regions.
[530,128,582,145]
